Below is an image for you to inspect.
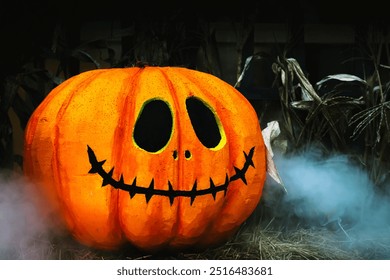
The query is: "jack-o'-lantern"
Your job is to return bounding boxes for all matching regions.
[23,66,266,251]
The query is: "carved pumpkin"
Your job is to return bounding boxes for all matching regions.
[23,66,266,251]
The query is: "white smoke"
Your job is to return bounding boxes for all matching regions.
[265,147,390,243]
[0,172,57,259]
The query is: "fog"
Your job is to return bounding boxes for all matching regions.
[264,147,390,243]
[0,172,57,259]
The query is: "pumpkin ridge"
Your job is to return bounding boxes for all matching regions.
[52,71,114,234]
[87,145,255,205]
[114,67,143,160]
[156,67,184,236]
[52,70,108,182]
[23,72,97,174]
[107,68,144,220]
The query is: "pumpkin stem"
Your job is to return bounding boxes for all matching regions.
[135,60,149,68]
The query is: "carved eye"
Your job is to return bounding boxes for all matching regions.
[133,99,173,153]
[186,96,224,149]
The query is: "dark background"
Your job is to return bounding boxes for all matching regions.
[1,0,388,80]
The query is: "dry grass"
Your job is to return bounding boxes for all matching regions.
[32,226,390,260]
[15,207,390,260]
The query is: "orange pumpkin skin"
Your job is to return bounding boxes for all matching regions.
[23,67,266,251]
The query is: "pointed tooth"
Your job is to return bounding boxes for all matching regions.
[87,145,106,173]
[168,181,175,205]
[234,166,247,185]
[224,174,229,196]
[129,177,137,198]
[209,178,217,200]
[190,180,197,205]
[88,160,106,174]
[102,167,114,186]
[191,180,197,191]
[118,174,125,185]
[145,179,154,203]
[244,150,255,168]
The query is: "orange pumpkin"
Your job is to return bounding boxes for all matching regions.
[23,66,266,251]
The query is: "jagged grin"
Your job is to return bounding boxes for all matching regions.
[87,146,256,205]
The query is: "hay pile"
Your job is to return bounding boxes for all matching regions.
[18,213,389,260]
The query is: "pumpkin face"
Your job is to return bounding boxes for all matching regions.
[23,67,266,251]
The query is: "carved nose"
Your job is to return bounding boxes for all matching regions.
[184,150,191,159]
[172,150,191,160]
